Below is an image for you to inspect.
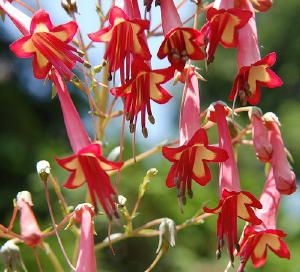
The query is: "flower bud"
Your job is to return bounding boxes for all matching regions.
[36,160,51,182]
[0,241,25,271]
[61,0,78,15]
[117,195,127,207]
[16,191,33,207]
[156,218,176,253]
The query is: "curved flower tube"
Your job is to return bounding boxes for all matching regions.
[263,112,296,195]
[237,167,290,271]
[73,204,97,272]
[204,102,262,263]
[111,58,173,137]
[50,70,123,218]
[88,6,151,81]
[9,9,83,80]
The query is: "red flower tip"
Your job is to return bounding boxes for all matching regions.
[158,27,205,71]
[88,6,151,78]
[56,143,123,219]
[111,58,173,137]
[237,226,290,271]
[201,7,252,64]
[204,190,262,263]
[162,128,228,205]
[249,0,273,12]
[206,101,231,123]
[229,52,283,105]
[9,9,83,80]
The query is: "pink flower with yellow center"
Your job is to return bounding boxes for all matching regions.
[88,6,151,80]
[201,7,252,64]
[204,102,262,263]
[237,167,290,271]
[9,9,83,80]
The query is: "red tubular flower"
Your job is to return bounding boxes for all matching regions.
[204,102,262,263]
[50,70,123,218]
[9,9,83,80]
[157,0,205,71]
[250,108,272,162]
[263,113,297,195]
[201,7,252,64]
[163,128,228,204]
[248,0,273,12]
[73,204,97,272]
[237,167,290,271]
[16,191,42,247]
[229,52,283,105]
[111,58,173,137]
[88,6,151,80]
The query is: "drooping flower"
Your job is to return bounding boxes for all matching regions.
[16,191,43,247]
[237,167,290,271]
[111,58,173,137]
[88,6,151,81]
[163,128,228,205]
[249,108,272,162]
[157,0,205,71]
[263,112,296,195]
[9,9,83,80]
[50,69,123,218]
[247,0,273,12]
[229,52,283,105]
[204,102,262,263]
[73,204,97,272]
[200,7,252,64]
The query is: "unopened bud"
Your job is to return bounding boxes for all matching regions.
[16,191,33,206]
[36,160,51,182]
[93,64,103,74]
[263,112,281,126]
[61,0,78,15]
[0,241,25,271]
[117,195,127,207]
[156,218,176,253]
[146,168,158,177]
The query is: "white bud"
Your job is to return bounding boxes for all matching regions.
[263,112,281,126]
[156,218,176,253]
[0,241,25,271]
[36,160,51,182]
[117,195,127,206]
[16,191,33,206]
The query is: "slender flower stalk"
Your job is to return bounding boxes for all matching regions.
[50,69,123,218]
[237,167,290,271]
[73,204,97,272]
[6,8,83,80]
[204,102,262,263]
[263,112,296,195]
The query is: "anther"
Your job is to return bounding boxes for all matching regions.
[148,115,155,124]
[129,123,136,133]
[142,127,148,138]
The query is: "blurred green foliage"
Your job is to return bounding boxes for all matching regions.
[0,0,299,271]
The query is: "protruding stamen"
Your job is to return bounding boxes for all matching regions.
[142,127,148,138]
[148,115,155,124]
[129,123,136,133]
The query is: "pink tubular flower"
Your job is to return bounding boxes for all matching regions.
[16,191,42,247]
[204,102,262,263]
[200,7,252,64]
[157,0,205,71]
[263,113,296,195]
[50,70,123,218]
[162,71,228,204]
[73,204,97,272]
[249,108,272,162]
[88,6,151,80]
[111,58,173,137]
[9,9,83,80]
[237,167,290,271]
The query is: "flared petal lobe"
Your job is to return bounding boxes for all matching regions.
[229,52,283,105]
[162,129,228,204]
[158,27,205,71]
[56,144,123,218]
[10,9,83,80]
[201,8,252,64]
[111,58,173,137]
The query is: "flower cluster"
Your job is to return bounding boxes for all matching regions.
[0,0,295,271]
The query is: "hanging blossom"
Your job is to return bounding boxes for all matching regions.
[237,167,290,272]
[111,57,173,137]
[73,204,97,272]
[228,0,282,105]
[50,69,123,219]
[88,6,151,81]
[204,102,262,264]
[162,68,228,205]
[263,112,296,195]
[4,6,84,80]
[200,5,252,64]
[249,107,272,162]
[157,0,205,71]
